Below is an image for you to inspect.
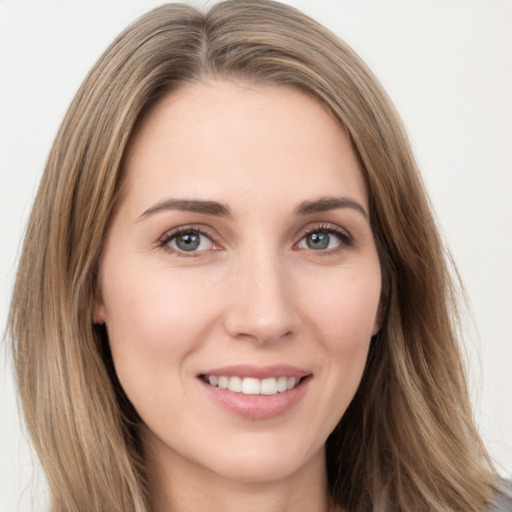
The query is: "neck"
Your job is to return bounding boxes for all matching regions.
[143,431,339,512]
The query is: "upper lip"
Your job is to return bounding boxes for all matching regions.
[198,364,312,379]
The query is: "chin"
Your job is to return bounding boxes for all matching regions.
[198,435,325,484]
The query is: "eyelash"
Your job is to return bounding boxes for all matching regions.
[158,225,217,257]
[296,224,354,252]
[158,223,354,257]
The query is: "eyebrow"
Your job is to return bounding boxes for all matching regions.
[137,196,368,222]
[137,199,231,221]
[295,196,368,219]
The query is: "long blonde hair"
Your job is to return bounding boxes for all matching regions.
[8,1,497,511]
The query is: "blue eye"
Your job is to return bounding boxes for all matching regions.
[297,228,350,251]
[164,230,214,253]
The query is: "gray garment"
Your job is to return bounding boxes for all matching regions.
[487,480,512,511]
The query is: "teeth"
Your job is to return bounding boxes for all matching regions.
[277,376,288,392]
[228,376,242,393]
[205,375,302,395]
[260,378,277,395]
[218,376,228,389]
[242,377,260,394]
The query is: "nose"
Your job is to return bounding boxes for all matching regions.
[223,250,297,345]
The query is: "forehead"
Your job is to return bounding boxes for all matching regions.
[121,80,367,215]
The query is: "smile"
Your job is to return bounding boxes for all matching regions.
[198,365,312,419]
[202,375,302,395]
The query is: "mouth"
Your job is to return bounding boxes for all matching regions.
[199,374,308,396]
[197,365,312,419]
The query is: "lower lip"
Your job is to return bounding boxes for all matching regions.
[200,377,311,420]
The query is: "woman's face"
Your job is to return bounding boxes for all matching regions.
[96,81,381,485]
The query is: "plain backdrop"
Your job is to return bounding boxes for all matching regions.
[1,1,511,511]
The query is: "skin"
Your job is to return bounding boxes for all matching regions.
[95,80,382,512]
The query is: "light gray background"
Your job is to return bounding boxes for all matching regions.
[1,1,511,511]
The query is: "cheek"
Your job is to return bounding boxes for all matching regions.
[303,268,381,346]
[100,270,222,431]
[100,267,219,396]
[300,268,380,399]
[103,266,212,346]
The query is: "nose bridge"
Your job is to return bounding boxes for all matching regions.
[224,242,296,343]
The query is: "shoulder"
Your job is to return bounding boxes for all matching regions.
[487,480,512,512]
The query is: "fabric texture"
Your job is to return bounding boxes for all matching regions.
[487,480,512,511]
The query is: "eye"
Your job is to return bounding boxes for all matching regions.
[161,228,215,254]
[297,226,352,251]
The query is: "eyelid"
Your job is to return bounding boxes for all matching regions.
[294,222,354,250]
[156,221,354,256]
[158,224,222,255]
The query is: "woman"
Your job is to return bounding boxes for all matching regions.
[6,1,510,511]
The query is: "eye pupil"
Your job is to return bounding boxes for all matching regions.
[306,232,330,250]
[176,232,200,251]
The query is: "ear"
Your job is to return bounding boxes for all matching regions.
[371,299,385,336]
[371,317,380,337]
[92,285,106,325]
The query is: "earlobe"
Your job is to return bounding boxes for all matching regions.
[371,300,386,336]
[92,287,106,325]
[93,313,105,325]
[93,306,105,325]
